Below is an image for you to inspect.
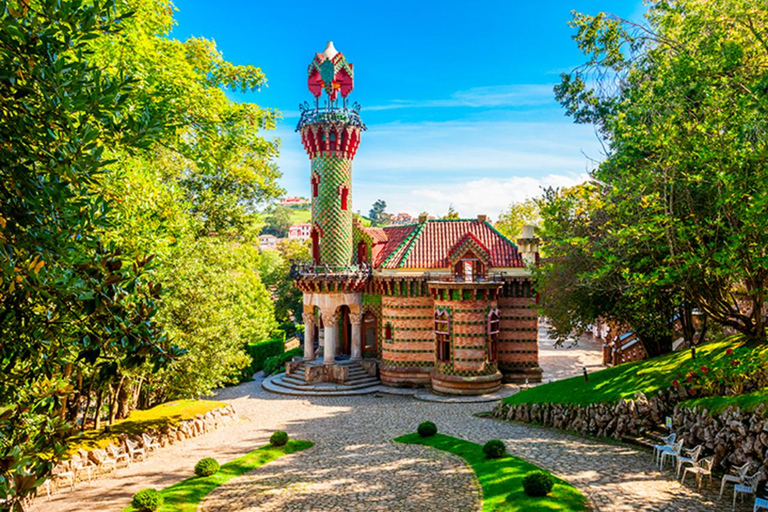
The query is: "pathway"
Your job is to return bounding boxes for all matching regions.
[37,328,736,512]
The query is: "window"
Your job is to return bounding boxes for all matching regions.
[341,186,349,211]
[488,309,500,363]
[311,227,320,264]
[384,323,393,342]
[312,175,319,197]
[435,309,450,362]
[357,241,367,265]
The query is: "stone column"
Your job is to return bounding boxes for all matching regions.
[302,312,315,360]
[322,310,339,365]
[350,312,363,360]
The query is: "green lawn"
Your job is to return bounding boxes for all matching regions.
[504,336,750,407]
[69,399,227,454]
[395,433,590,512]
[289,208,311,225]
[121,439,313,512]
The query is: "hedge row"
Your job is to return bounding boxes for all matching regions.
[245,338,285,374]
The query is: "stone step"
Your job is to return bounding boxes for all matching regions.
[345,376,378,386]
[269,375,380,393]
[281,375,309,386]
[261,376,382,397]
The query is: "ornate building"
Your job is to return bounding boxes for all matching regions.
[289,42,541,395]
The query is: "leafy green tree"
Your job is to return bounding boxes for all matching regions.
[369,199,392,227]
[443,204,460,219]
[0,1,181,505]
[274,240,311,323]
[262,204,293,237]
[496,198,540,240]
[556,0,768,343]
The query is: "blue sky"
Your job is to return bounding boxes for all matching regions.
[172,0,646,220]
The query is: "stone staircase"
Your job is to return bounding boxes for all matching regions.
[262,361,382,396]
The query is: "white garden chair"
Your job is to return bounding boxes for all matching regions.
[659,439,683,470]
[675,444,703,478]
[722,461,754,497]
[733,472,762,511]
[652,432,676,466]
[141,433,161,454]
[681,455,714,489]
[89,448,117,476]
[51,462,75,492]
[106,444,131,468]
[126,438,146,462]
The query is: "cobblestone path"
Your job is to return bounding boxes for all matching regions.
[40,333,738,512]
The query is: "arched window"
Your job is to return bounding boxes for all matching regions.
[384,323,393,342]
[311,227,320,264]
[488,309,500,363]
[311,174,319,198]
[435,309,450,362]
[341,186,349,211]
[363,312,377,351]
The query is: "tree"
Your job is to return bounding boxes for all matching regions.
[0,1,181,505]
[262,204,293,237]
[556,0,768,343]
[496,198,540,240]
[443,204,460,219]
[369,199,392,227]
[273,240,311,323]
[533,184,678,356]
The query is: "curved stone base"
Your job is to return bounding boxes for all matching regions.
[430,371,502,396]
[380,366,431,388]
[501,366,543,384]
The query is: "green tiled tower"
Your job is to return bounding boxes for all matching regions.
[297,42,365,268]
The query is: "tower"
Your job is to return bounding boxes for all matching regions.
[297,41,366,268]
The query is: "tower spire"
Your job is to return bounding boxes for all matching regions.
[297,43,366,268]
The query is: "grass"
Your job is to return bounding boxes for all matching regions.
[121,439,313,512]
[289,208,311,225]
[503,336,753,407]
[395,433,590,512]
[679,387,768,414]
[69,399,227,454]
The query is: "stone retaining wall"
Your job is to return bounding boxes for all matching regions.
[674,403,768,474]
[62,404,237,480]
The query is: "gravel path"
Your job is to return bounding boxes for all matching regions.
[36,330,737,512]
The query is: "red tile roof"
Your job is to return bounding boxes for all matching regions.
[378,219,523,269]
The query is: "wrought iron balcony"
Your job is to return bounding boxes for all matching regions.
[424,272,507,284]
[290,261,372,281]
[295,101,366,131]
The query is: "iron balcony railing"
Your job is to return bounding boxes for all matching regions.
[290,261,372,281]
[295,101,366,131]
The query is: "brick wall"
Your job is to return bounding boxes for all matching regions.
[380,296,434,370]
[434,298,498,376]
[498,296,540,381]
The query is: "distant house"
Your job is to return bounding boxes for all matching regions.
[279,196,310,207]
[391,212,415,225]
[288,223,311,242]
[259,234,278,251]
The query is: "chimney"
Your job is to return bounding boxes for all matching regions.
[477,214,488,223]
[418,213,428,224]
[517,224,539,267]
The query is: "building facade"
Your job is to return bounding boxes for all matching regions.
[288,223,312,242]
[291,42,541,395]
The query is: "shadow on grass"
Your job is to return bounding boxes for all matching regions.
[396,433,590,512]
[121,439,313,512]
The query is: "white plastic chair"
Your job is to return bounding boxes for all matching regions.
[675,444,703,478]
[659,439,683,470]
[126,438,146,462]
[652,432,676,465]
[141,433,161,454]
[681,455,714,489]
[734,472,762,511]
[107,444,131,468]
[722,461,754,497]
[90,448,117,475]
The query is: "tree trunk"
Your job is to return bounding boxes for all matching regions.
[117,377,134,420]
[94,388,104,430]
[81,373,96,432]
[109,375,125,426]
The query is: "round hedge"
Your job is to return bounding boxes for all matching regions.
[522,470,554,497]
[482,439,506,459]
[270,430,289,446]
[132,488,163,511]
[194,457,220,477]
[417,421,437,437]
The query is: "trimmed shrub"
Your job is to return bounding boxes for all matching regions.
[263,347,303,376]
[132,488,163,511]
[194,457,220,477]
[270,430,289,446]
[522,470,554,497]
[482,439,506,459]
[417,421,437,437]
[244,338,285,374]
